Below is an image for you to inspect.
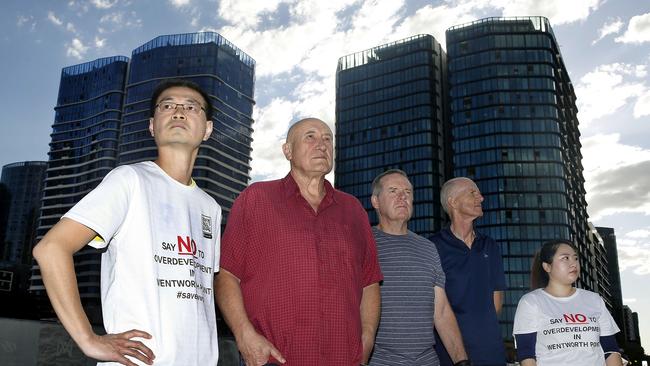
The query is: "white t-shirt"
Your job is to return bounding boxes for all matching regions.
[513,288,619,366]
[64,161,221,365]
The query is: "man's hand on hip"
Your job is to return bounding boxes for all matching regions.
[79,329,154,366]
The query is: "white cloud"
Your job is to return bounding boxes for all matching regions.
[68,0,90,14]
[348,0,403,31]
[616,12,650,43]
[605,230,650,275]
[493,0,602,26]
[575,63,648,126]
[618,242,650,275]
[99,11,142,31]
[623,298,638,303]
[91,0,118,9]
[292,76,336,122]
[250,98,297,180]
[66,38,89,59]
[634,90,650,117]
[216,0,410,78]
[218,0,287,28]
[617,238,637,246]
[47,11,63,26]
[169,0,191,7]
[582,133,650,182]
[217,4,337,77]
[592,17,623,44]
[626,229,650,239]
[66,22,77,34]
[301,0,405,77]
[394,3,478,47]
[582,133,650,220]
[16,15,32,27]
[94,36,106,48]
[100,12,123,24]
[217,24,308,77]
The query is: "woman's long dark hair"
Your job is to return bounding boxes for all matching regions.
[530,240,578,289]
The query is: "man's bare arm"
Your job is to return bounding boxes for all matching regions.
[493,290,504,315]
[433,286,468,363]
[33,218,154,366]
[360,282,380,364]
[215,269,285,365]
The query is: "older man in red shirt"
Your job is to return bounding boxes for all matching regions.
[216,117,383,366]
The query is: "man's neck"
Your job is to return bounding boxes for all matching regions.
[155,146,198,185]
[290,170,326,212]
[377,220,408,235]
[450,220,475,248]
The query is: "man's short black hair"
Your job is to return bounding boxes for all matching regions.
[149,79,213,120]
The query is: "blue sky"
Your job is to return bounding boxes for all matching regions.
[1,0,649,350]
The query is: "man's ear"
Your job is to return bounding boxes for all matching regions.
[371,194,380,210]
[446,196,456,211]
[282,142,292,160]
[149,118,154,137]
[203,120,213,141]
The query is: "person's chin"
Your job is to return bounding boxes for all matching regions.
[312,163,332,173]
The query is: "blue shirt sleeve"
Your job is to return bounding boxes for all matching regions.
[514,332,537,361]
[600,335,619,357]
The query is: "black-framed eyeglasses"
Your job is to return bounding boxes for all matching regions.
[156,102,205,115]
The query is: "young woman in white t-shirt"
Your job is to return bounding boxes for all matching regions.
[513,240,623,366]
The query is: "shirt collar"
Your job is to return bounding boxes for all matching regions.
[282,173,338,206]
[442,225,484,244]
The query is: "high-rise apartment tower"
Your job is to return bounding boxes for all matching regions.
[335,35,451,237]
[446,17,592,338]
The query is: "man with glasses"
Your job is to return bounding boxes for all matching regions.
[33,79,221,366]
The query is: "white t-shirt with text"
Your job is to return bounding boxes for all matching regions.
[64,161,221,365]
[513,288,619,366]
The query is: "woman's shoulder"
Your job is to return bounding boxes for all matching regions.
[575,288,603,301]
[519,288,546,303]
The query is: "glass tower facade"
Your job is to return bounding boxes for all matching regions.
[335,35,451,236]
[119,33,256,214]
[30,56,129,320]
[446,17,591,339]
[0,161,47,265]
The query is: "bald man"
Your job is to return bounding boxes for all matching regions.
[216,118,383,366]
[431,177,507,366]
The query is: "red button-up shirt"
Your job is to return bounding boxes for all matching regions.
[220,173,383,365]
